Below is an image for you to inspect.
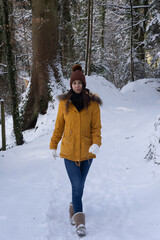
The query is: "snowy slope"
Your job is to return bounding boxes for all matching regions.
[0,76,160,240]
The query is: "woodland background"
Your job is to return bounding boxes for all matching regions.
[0,0,160,145]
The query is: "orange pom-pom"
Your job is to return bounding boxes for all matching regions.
[72,64,82,72]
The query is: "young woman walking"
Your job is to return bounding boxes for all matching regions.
[50,64,102,236]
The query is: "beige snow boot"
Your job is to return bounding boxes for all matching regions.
[69,203,75,225]
[73,212,86,236]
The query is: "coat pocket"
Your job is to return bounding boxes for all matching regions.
[61,134,75,158]
[63,130,73,144]
[62,136,72,144]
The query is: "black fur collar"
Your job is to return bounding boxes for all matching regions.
[57,89,103,106]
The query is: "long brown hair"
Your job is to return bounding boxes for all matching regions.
[65,88,90,113]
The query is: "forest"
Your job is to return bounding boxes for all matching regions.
[0,0,160,145]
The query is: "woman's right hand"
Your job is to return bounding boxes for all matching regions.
[51,149,57,160]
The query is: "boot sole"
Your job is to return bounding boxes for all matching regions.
[76,224,86,236]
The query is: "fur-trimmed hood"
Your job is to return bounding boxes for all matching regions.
[57,89,103,106]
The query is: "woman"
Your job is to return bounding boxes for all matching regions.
[50,64,102,236]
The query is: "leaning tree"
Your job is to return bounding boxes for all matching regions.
[22,0,61,130]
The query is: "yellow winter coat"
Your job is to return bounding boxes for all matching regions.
[50,93,102,162]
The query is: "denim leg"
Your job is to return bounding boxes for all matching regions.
[80,159,93,186]
[64,159,92,213]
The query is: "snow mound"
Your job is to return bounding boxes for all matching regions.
[121,78,160,103]
[86,75,123,106]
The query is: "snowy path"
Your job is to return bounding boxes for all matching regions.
[0,77,160,240]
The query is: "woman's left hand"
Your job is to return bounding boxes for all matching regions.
[89,144,99,155]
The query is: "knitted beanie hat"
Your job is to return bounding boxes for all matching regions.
[70,64,86,88]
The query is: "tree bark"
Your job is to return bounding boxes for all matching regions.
[22,0,60,130]
[101,2,106,51]
[1,100,6,150]
[60,0,75,77]
[130,0,135,81]
[85,0,91,75]
[2,0,24,145]
[139,0,148,61]
[88,0,93,76]
[132,0,148,62]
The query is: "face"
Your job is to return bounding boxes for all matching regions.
[72,80,83,94]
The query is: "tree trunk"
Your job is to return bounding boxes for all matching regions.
[1,100,6,150]
[22,0,60,130]
[21,1,32,77]
[60,0,75,77]
[132,0,148,62]
[101,2,106,54]
[85,0,91,75]
[2,0,24,145]
[88,0,93,76]
[139,0,148,61]
[0,5,3,64]
[130,0,135,81]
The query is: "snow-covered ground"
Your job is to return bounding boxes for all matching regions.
[0,76,160,240]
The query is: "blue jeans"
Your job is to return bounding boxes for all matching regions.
[64,159,93,213]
